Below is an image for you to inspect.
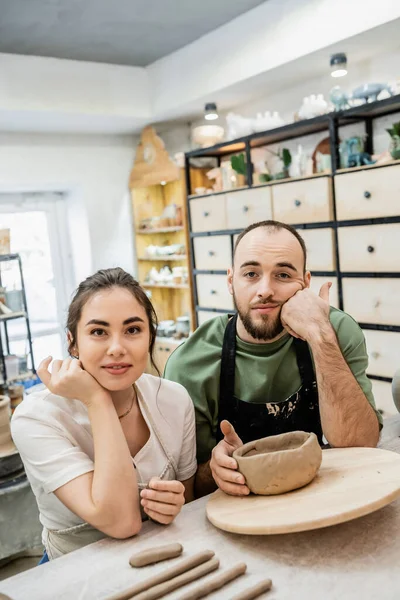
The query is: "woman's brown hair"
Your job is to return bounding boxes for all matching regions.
[67,268,159,374]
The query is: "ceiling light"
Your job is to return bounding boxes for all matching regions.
[330,53,347,78]
[204,102,219,121]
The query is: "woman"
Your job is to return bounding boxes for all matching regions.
[11,268,196,560]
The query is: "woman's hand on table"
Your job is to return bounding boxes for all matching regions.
[210,420,250,496]
[140,478,186,525]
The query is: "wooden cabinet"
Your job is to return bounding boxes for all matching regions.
[186,97,400,396]
[342,278,400,326]
[272,176,332,224]
[193,235,232,270]
[196,274,234,310]
[338,224,400,272]
[336,163,400,220]
[301,228,336,272]
[190,195,227,232]
[371,379,397,417]
[226,187,273,229]
[363,330,400,379]
[129,128,195,377]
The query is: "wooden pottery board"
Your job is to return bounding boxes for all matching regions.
[206,447,400,534]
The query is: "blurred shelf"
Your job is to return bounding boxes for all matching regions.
[136,227,184,234]
[0,311,27,322]
[142,283,189,290]
[138,256,187,261]
[335,159,400,174]
[1,370,34,384]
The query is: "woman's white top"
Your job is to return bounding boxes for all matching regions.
[11,374,197,535]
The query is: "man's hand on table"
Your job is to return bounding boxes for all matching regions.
[210,420,250,496]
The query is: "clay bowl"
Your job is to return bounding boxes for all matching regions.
[233,431,322,495]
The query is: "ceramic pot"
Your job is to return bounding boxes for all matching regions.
[233,431,322,495]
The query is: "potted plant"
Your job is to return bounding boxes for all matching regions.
[386,121,400,160]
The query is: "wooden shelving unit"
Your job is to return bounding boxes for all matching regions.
[129,127,195,373]
[184,94,400,416]
[138,256,187,262]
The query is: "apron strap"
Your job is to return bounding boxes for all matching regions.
[292,338,316,388]
[217,313,238,442]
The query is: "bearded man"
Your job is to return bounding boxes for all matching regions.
[164,220,381,497]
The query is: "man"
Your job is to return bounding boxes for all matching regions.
[164,220,381,497]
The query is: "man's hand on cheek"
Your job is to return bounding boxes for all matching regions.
[280,282,332,342]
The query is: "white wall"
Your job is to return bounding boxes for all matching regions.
[0,132,138,285]
[148,0,400,121]
[160,46,400,160]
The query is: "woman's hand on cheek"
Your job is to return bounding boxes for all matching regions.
[140,477,185,525]
[38,356,109,407]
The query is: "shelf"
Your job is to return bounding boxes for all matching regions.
[185,94,400,160]
[1,370,34,384]
[188,186,248,200]
[0,311,27,322]
[138,255,187,261]
[186,114,331,158]
[142,283,189,290]
[188,173,332,199]
[253,172,332,187]
[335,159,400,175]
[136,227,184,235]
[0,254,20,263]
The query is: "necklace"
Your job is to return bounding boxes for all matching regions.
[118,387,136,420]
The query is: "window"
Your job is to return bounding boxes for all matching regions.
[0,193,75,367]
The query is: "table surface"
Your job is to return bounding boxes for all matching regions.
[1,416,400,600]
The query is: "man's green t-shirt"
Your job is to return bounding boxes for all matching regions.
[164,309,382,463]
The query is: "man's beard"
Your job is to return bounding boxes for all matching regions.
[233,290,283,341]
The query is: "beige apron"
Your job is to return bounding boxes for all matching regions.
[45,389,178,560]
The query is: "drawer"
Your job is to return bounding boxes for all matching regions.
[342,278,400,326]
[197,310,222,327]
[193,235,232,270]
[309,277,339,308]
[338,224,400,272]
[190,195,227,232]
[336,164,400,220]
[301,228,336,271]
[226,187,272,230]
[196,274,234,310]
[272,177,332,224]
[363,330,400,378]
[370,379,397,418]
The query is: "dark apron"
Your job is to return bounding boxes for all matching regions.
[217,314,323,445]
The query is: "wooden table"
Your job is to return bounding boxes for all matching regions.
[1,416,400,600]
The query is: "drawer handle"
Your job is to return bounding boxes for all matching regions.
[364,191,371,199]
[203,211,210,217]
[243,205,249,213]
[367,245,375,253]
[294,199,301,207]
[374,299,381,308]
[371,351,380,360]
[208,251,215,256]
[210,290,217,295]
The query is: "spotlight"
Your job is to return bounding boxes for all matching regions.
[330,53,347,78]
[204,102,218,121]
